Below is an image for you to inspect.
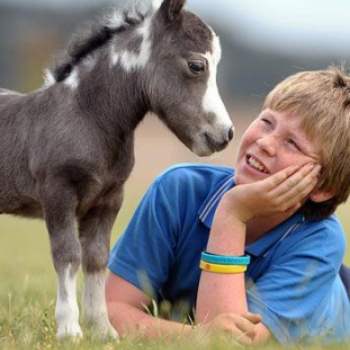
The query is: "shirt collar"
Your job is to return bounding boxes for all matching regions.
[198,172,305,258]
[245,211,305,257]
[198,172,235,229]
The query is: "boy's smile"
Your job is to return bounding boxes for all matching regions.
[246,155,269,174]
[234,109,321,186]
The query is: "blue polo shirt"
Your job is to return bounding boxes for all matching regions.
[108,164,350,345]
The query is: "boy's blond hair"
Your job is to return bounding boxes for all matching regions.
[263,67,350,220]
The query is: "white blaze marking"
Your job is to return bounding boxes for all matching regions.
[55,264,82,339]
[64,68,79,90]
[110,17,152,72]
[212,34,222,62]
[202,32,232,131]
[82,271,118,338]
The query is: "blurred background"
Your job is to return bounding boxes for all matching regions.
[0,0,350,278]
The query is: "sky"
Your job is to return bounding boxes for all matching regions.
[2,0,350,58]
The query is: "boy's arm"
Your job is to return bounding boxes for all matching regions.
[196,164,320,346]
[196,205,271,345]
[106,272,194,338]
[106,271,262,345]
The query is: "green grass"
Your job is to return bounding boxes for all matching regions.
[1,198,350,350]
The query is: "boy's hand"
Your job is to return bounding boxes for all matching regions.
[221,163,321,223]
[198,312,262,346]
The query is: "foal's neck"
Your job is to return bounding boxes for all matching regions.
[73,49,149,139]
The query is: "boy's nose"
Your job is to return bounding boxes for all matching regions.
[256,135,277,156]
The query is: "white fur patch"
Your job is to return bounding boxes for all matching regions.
[82,271,118,339]
[64,68,79,90]
[55,264,82,340]
[82,272,107,322]
[202,32,232,131]
[110,44,118,67]
[43,69,56,88]
[152,0,162,11]
[107,2,151,31]
[107,10,125,29]
[82,56,97,70]
[110,17,152,72]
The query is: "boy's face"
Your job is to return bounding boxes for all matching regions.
[234,109,321,186]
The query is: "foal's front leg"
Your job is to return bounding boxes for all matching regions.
[42,184,82,340]
[78,193,123,340]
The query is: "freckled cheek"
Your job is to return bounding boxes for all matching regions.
[235,134,256,165]
[277,154,310,171]
[238,132,257,151]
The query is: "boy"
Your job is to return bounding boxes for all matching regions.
[106,68,350,346]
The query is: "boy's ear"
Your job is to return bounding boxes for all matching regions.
[309,188,335,203]
[159,0,186,22]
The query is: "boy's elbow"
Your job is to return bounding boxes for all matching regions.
[106,298,141,336]
[105,272,152,335]
[106,299,123,331]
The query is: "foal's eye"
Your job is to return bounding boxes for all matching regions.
[188,60,206,75]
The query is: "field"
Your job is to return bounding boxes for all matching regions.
[1,116,350,349]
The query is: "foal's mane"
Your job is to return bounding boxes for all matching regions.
[52,2,155,83]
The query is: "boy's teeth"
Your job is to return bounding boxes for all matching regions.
[248,157,266,173]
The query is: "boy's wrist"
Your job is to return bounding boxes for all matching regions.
[218,193,252,223]
[207,200,247,256]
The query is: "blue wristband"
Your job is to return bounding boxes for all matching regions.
[201,251,251,265]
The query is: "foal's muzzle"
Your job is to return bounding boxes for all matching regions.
[204,127,234,153]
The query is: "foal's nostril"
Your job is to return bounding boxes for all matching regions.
[228,128,234,141]
[205,132,229,151]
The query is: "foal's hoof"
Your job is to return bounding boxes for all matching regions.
[56,324,83,342]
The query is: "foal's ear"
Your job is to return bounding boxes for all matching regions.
[159,0,186,22]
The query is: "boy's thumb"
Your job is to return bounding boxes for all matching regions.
[241,312,262,324]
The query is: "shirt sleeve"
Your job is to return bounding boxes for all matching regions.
[108,176,179,297]
[247,226,344,345]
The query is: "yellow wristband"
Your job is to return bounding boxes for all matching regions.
[199,260,247,274]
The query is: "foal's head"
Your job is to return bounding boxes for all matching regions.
[146,0,234,156]
[49,0,233,156]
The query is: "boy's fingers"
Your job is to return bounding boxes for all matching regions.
[213,316,254,345]
[226,317,257,344]
[262,164,300,190]
[240,312,262,324]
[274,165,320,204]
[279,176,318,208]
[231,328,253,346]
[270,163,320,198]
[230,313,262,344]
[232,318,256,337]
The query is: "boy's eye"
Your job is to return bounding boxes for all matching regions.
[261,118,272,125]
[287,139,301,151]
